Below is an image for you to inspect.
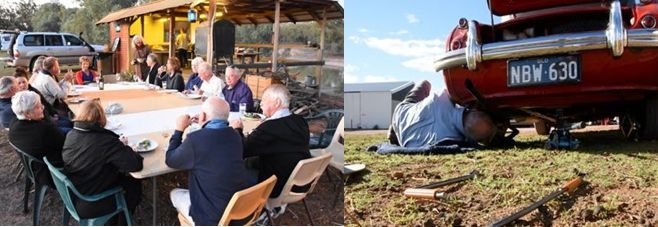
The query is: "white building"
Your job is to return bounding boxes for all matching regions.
[344,81,414,129]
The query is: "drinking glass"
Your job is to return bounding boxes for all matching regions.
[239,103,247,115]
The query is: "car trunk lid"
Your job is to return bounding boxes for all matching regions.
[487,0,630,16]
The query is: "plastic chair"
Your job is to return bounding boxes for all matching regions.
[309,118,350,207]
[307,109,344,149]
[310,117,344,170]
[43,157,132,226]
[266,152,332,225]
[177,175,278,226]
[8,142,56,225]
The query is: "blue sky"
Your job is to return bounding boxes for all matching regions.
[345,0,500,90]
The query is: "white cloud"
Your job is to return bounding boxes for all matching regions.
[390,30,409,36]
[402,55,438,73]
[344,64,360,83]
[358,28,369,33]
[348,36,361,44]
[344,64,398,83]
[407,14,419,24]
[363,37,443,57]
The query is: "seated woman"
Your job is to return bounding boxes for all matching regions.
[145,53,164,85]
[157,57,185,92]
[14,67,72,133]
[184,57,205,93]
[62,100,143,225]
[8,90,65,186]
[75,56,98,85]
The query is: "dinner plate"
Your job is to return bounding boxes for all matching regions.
[67,91,81,97]
[181,94,202,99]
[130,139,158,153]
[73,85,87,89]
[157,89,179,94]
[68,98,87,104]
[105,120,122,130]
[241,113,265,121]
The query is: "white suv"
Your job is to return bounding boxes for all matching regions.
[3,31,103,70]
[0,34,10,51]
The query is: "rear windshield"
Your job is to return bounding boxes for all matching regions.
[23,35,44,46]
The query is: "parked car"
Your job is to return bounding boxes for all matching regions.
[434,0,658,139]
[3,31,102,70]
[0,33,11,51]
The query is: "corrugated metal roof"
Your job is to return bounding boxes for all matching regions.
[344,81,414,93]
[96,0,343,25]
[97,0,194,24]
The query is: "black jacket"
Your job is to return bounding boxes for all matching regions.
[8,119,65,186]
[146,63,163,85]
[62,121,143,195]
[162,71,185,92]
[241,114,311,197]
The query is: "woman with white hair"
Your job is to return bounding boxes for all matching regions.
[131,35,151,81]
[8,90,66,186]
[184,57,205,93]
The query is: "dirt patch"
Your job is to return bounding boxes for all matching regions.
[0,130,343,225]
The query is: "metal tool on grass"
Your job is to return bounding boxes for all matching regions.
[487,174,585,227]
[403,170,479,200]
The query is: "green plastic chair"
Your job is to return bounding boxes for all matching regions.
[8,142,57,225]
[43,157,133,226]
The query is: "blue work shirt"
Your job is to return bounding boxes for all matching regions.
[392,90,466,148]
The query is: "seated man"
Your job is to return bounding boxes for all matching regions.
[184,57,205,92]
[166,96,248,225]
[196,62,226,99]
[0,76,18,128]
[222,66,254,112]
[230,84,311,198]
[389,80,497,148]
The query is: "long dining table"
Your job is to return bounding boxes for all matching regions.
[67,82,260,225]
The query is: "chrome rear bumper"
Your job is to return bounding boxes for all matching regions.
[434,0,658,72]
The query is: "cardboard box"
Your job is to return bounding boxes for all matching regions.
[245,75,282,99]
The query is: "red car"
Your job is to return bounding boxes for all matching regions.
[435,0,658,139]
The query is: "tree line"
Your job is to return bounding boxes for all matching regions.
[1,0,343,55]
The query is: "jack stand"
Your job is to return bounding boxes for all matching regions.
[545,127,580,150]
[544,110,580,150]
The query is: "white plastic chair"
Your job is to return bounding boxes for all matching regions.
[266,152,332,225]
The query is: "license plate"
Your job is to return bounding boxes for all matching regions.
[507,55,581,87]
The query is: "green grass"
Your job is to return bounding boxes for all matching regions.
[345,128,658,226]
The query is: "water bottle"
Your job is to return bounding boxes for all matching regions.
[99,75,105,90]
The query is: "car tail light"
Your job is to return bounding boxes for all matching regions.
[13,49,19,58]
[458,18,468,29]
[641,15,656,28]
[451,40,462,50]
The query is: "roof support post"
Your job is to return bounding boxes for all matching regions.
[207,0,216,64]
[272,0,281,72]
[140,16,145,36]
[169,13,175,58]
[316,8,327,97]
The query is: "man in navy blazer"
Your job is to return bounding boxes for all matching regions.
[166,96,248,225]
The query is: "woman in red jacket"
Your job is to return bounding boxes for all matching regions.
[74,56,98,85]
